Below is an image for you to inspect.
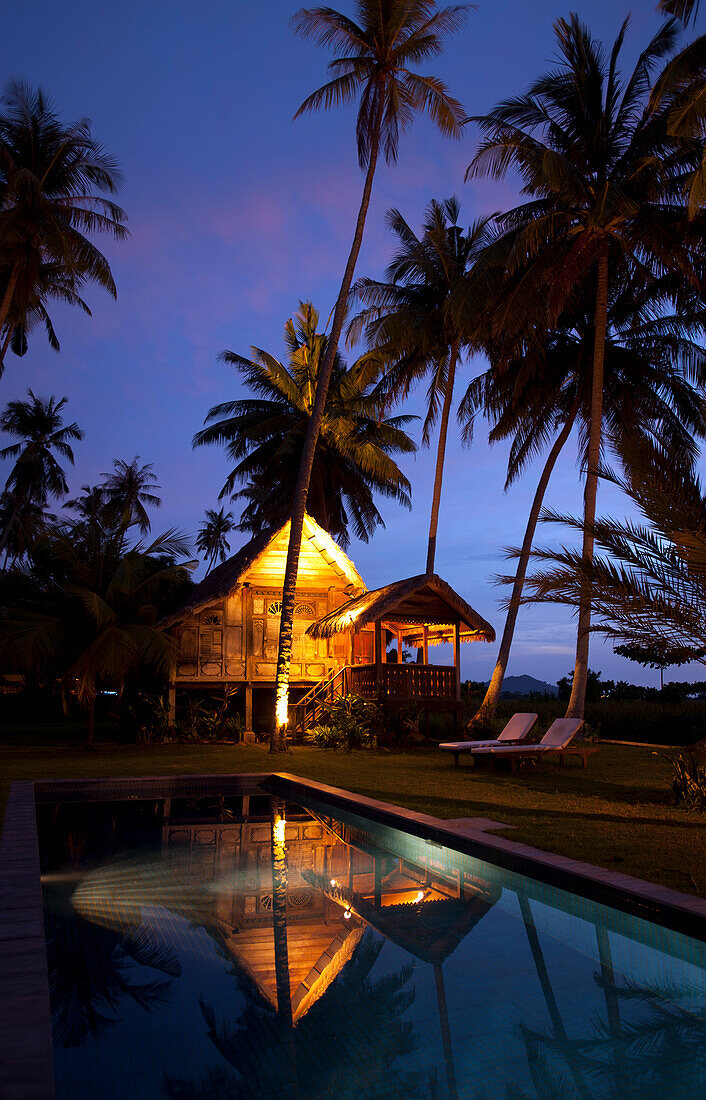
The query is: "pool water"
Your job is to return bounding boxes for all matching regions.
[37,790,706,1100]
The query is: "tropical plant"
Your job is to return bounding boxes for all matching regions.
[101,457,161,534]
[310,692,383,750]
[194,301,416,549]
[0,521,193,742]
[467,276,706,722]
[522,442,706,674]
[614,639,700,690]
[0,390,82,558]
[269,0,469,750]
[658,0,700,24]
[196,506,236,573]
[656,750,706,808]
[466,14,706,718]
[0,80,128,373]
[352,196,495,573]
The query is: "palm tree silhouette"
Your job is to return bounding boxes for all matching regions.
[272,0,469,750]
[101,457,162,534]
[0,390,82,557]
[0,80,128,372]
[194,301,416,550]
[467,14,704,718]
[196,507,236,574]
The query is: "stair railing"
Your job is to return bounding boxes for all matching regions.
[292,665,351,739]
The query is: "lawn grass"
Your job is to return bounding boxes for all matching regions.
[1,726,704,900]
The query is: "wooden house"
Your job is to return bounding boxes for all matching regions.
[165,513,494,738]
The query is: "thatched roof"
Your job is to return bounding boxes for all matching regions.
[163,514,365,625]
[307,573,495,645]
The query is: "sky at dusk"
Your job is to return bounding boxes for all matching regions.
[2,0,702,688]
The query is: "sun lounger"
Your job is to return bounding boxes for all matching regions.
[472,718,588,770]
[439,712,539,766]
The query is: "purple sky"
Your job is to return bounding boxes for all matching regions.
[2,0,701,688]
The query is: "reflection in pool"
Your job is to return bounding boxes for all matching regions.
[38,791,706,1100]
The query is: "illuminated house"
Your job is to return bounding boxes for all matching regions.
[165,513,494,738]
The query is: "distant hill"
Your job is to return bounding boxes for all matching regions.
[497,675,558,698]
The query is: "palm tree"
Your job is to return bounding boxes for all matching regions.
[193,301,416,550]
[102,457,161,534]
[0,81,128,373]
[467,14,705,718]
[270,0,469,749]
[658,0,700,23]
[352,197,495,573]
[0,523,193,743]
[0,390,82,557]
[467,279,706,722]
[522,440,706,665]
[196,507,236,574]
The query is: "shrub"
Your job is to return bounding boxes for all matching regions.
[309,694,382,751]
[656,751,706,810]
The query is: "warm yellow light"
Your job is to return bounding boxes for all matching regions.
[275,694,288,728]
[273,816,286,845]
[330,878,337,887]
[416,890,424,902]
[343,907,352,919]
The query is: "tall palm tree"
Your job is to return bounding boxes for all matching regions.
[0,390,82,557]
[467,14,705,718]
[102,457,161,534]
[270,0,469,749]
[466,280,706,721]
[194,302,416,550]
[352,197,494,573]
[0,81,128,373]
[196,507,236,574]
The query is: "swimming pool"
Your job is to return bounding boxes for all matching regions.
[34,776,705,1100]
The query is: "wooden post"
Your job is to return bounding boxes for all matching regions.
[397,630,403,664]
[167,682,176,724]
[349,627,355,667]
[423,625,429,665]
[244,683,255,743]
[453,621,461,701]
[374,620,383,700]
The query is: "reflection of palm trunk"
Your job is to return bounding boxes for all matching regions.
[270,799,299,1098]
[595,922,627,1093]
[433,964,458,1100]
[518,893,592,1100]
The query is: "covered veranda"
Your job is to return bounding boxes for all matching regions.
[300,573,494,730]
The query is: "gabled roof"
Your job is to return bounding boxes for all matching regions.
[164,514,366,624]
[307,573,495,645]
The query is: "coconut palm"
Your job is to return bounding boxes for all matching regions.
[649,29,706,217]
[0,81,128,373]
[467,14,705,718]
[196,507,236,574]
[0,390,82,557]
[352,197,495,573]
[522,440,706,666]
[193,302,416,550]
[101,457,161,534]
[268,0,469,750]
[466,276,706,721]
[658,0,700,23]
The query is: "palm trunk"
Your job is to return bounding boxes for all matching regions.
[426,341,459,574]
[0,490,25,559]
[566,240,609,719]
[270,798,299,1096]
[271,103,383,752]
[474,407,578,724]
[0,260,20,368]
[0,326,13,374]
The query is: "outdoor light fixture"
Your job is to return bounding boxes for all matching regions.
[343,907,352,919]
[273,816,286,845]
[415,890,424,902]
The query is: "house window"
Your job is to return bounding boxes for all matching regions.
[267,601,316,618]
[200,611,223,659]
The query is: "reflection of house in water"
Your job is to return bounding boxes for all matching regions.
[162,795,499,1033]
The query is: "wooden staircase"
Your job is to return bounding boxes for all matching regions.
[292,665,352,741]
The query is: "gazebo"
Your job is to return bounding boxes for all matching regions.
[296,572,494,733]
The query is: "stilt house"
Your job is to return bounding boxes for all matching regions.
[165,513,494,738]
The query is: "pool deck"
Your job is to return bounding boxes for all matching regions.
[2,770,705,1100]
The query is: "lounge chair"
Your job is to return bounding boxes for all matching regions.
[440,712,539,766]
[472,717,590,770]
